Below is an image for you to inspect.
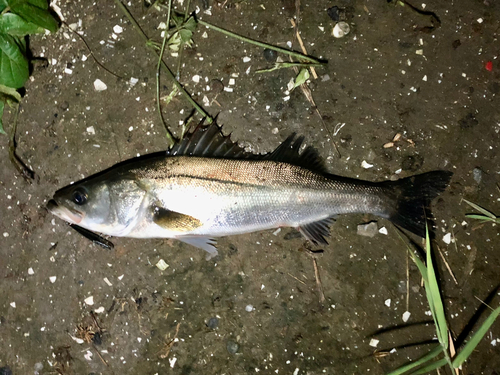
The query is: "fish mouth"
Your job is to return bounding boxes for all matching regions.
[47,199,84,224]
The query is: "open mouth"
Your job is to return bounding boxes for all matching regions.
[47,199,84,224]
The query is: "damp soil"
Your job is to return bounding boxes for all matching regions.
[1,1,500,374]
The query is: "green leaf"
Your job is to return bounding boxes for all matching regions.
[452,305,500,368]
[0,33,29,88]
[27,0,49,10]
[8,0,58,32]
[292,68,310,90]
[178,28,193,46]
[0,13,45,36]
[183,15,197,32]
[0,100,6,135]
[386,345,442,375]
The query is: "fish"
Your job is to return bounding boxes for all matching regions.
[47,123,452,258]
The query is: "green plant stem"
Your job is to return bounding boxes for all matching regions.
[114,0,212,125]
[197,19,324,65]
[156,0,175,146]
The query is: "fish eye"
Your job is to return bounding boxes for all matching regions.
[72,188,88,205]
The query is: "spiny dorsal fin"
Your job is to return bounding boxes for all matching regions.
[168,121,250,159]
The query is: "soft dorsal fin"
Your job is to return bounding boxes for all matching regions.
[167,121,250,159]
[265,133,327,172]
[168,121,326,172]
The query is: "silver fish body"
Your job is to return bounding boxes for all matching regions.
[48,124,452,257]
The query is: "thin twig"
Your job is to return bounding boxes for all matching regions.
[62,22,123,79]
[8,103,35,182]
[312,258,326,304]
[436,245,458,285]
[158,323,181,359]
[92,342,109,366]
[290,18,318,79]
[287,272,307,285]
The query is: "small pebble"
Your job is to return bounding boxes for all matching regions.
[207,317,219,329]
[245,304,254,312]
[263,48,278,62]
[472,167,483,184]
[226,340,239,354]
[357,222,378,237]
[210,79,224,94]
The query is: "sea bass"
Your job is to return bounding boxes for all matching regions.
[47,124,452,258]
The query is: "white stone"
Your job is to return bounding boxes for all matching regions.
[93,79,107,91]
[156,259,169,270]
[402,311,411,322]
[84,296,94,305]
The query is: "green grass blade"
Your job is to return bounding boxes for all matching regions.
[408,358,448,375]
[463,199,497,219]
[465,214,496,222]
[452,306,500,368]
[386,345,442,375]
[425,225,449,348]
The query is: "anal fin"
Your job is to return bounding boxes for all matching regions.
[152,206,203,232]
[179,237,218,260]
[297,218,335,245]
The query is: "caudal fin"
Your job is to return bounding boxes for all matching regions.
[383,171,453,237]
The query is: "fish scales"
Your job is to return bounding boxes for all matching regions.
[128,156,390,238]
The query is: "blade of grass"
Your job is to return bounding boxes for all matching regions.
[385,345,442,375]
[463,199,497,219]
[452,305,500,368]
[465,214,500,224]
[425,226,449,350]
[408,358,448,375]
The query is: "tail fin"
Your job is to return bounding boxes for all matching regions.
[382,171,453,237]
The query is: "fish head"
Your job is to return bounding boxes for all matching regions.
[47,179,112,230]
[48,163,150,236]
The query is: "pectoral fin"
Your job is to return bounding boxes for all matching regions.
[152,206,203,232]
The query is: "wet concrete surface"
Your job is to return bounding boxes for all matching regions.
[1,0,499,374]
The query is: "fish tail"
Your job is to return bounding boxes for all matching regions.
[382,171,453,237]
